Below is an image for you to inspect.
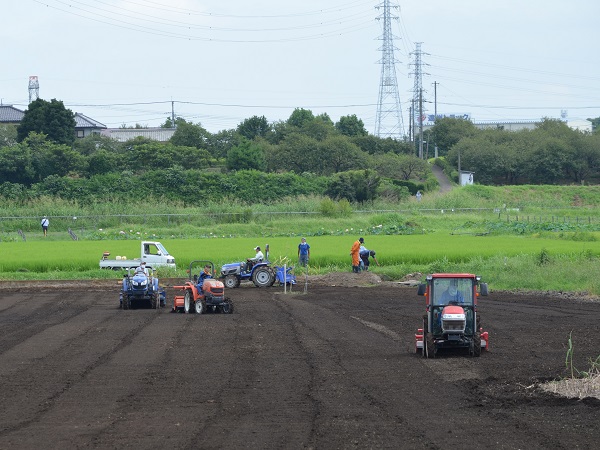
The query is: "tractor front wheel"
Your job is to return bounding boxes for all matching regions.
[184,290,194,313]
[221,301,234,314]
[122,293,130,310]
[252,267,274,288]
[194,299,205,314]
[151,292,159,309]
[224,275,240,289]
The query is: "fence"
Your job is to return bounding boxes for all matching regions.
[1,209,599,235]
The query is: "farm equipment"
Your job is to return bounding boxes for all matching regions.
[120,267,166,309]
[274,265,297,286]
[415,273,489,358]
[220,245,275,288]
[172,261,233,314]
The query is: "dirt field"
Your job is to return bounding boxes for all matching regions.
[0,274,599,449]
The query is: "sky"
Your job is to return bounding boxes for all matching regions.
[2,0,599,135]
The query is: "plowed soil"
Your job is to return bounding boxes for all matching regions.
[0,274,599,449]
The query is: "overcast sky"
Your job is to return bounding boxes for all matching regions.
[3,0,599,134]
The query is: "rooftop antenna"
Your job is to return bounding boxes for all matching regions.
[28,76,39,103]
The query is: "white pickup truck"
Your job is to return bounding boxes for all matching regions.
[99,241,176,270]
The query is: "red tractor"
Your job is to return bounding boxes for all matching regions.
[415,273,488,358]
[172,261,233,314]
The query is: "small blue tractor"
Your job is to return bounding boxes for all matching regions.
[120,267,166,310]
[220,245,275,288]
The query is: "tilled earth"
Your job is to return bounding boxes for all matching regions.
[0,275,599,449]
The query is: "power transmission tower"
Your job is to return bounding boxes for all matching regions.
[28,76,39,103]
[409,43,429,158]
[374,0,404,139]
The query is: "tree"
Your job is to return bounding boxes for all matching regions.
[237,115,271,140]
[326,169,380,202]
[0,124,18,147]
[335,114,367,137]
[372,153,429,181]
[169,120,210,149]
[430,117,478,156]
[226,139,267,171]
[287,108,315,128]
[17,98,76,145]
[587,116,600,134]
[318,136,368,175]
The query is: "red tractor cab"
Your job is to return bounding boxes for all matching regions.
[415,273,488,358]
[172,261,233,314]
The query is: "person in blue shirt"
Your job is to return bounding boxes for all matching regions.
[197,264,212,293]
[298,237,310,267]
[439,280,464,304]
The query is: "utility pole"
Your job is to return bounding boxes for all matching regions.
[171,100,176,127]
[374,0,404,139]
[432,81,439,121]
[418,88,423,159]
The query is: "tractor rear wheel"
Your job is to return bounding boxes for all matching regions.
[194,299,205,314]
[425,333,436,359]
[184,290,193,313]
[472,332,482,357]
[224,275,240,288]
[252,267,274,288]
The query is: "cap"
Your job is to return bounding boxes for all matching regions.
[370,250,376,257]
[301,237,306,241]
[359,237,364,243]
[141,261,147,264]
[254,246,261,251]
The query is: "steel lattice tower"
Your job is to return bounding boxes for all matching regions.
[374,0,404,139]
[409,43,429,157]
[28,76,39,103]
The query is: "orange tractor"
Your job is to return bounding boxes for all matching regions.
[415,273,488,358]
[172,261,233,314]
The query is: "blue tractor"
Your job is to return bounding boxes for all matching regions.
[220,245,275,288]
[120,267,166,309]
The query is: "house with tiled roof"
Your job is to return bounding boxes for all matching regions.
[74,113,106,138]
[0,104,25,124]
[0,105,107,138]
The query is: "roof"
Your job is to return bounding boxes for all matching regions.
[74,112,106,129]
[0,105,25,123]
[100,128,176,142]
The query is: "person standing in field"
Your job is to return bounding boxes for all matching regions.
[350,237,363,273]
[41,216,49,237]
[298,237,310,267]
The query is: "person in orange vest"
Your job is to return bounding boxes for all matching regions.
[350,237,363,273]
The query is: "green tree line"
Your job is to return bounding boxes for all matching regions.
[2,98,600,206]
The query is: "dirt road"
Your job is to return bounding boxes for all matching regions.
[0,279,598,449]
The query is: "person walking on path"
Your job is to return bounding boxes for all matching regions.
[41,216,49,237]
[298,237,310,267]
[350,237,363,273]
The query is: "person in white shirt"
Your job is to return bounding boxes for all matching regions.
[135,261,149,276]
[246,246,264,270]
[41,216,49,237]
